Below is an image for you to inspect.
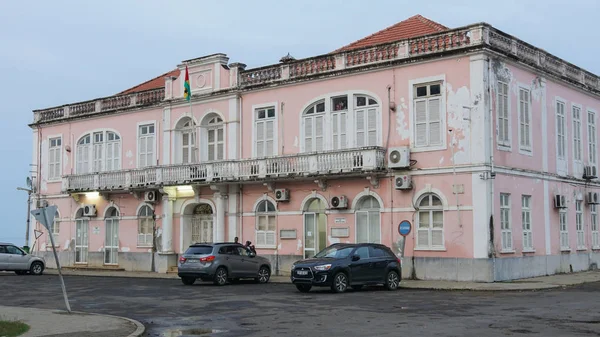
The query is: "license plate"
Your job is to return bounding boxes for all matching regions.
[297,270,308,275]
[187,259,199,263]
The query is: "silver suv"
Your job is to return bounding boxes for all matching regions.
[0,242,45,275]
[178,242,272,286]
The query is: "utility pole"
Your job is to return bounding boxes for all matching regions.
[17,186,33,248]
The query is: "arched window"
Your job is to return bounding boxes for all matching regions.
[417,193,444,249]
[176,117,197,164]
[104,207,119,265]
[137,205,154,247]
[354,95,379,147]
[256,199,276,247]
[201,113,224,161]
[303,100,325,152]
[76,131,121,174]
[355,196,381,243]
[192,204,213,243]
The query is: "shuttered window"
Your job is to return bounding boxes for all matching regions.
[48,137,62,180]
[206,116,224,161]
[498,81,510,147]
[105,132,121,171]
[556,101,566,159]
[303,101,325,152]
[255,107,275,157]
[573,106,582,162]
[139,124,155,168]
[355,95,378,147]
[519,88,531,151]
[414,83,442,148]
[416,193,444,249]
[76,135,91,174]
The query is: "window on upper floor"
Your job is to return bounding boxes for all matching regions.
[301,93,380,153]
[414,82,443,148]
[138,124,155,168]
[573,105,582,163]
[518,88,532,153]
[175,117,197,164]
[556,101,566,160]
[255,107,276,158]
[204,114,224,161]
[48,137,62,180]
[76,131,121,174]
[588,110,597,165]
[497,81,510,148]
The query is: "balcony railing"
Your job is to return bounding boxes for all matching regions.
[62,147,386,192]
[33,87,165,124]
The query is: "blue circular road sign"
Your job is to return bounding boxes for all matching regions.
[398,220,412,236]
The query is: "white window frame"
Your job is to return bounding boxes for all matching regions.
[76,134,91,174]
[47,136,62,181]
[301,100,326,153]
[576,200,585,250]
[204,115,225,162]
[354,196,382,244]
[572,103,583,165]
[255,199,277,249]
[353,95,379,148]
[500,193,513,252]
[409,75,446,152]
[591,204,599,249]
[174,116,197,164]
[521,195,533,252]
[555,98,568,176]
[137,205,154,247]
[75,129,121,174]
[517,85,532,155]
[252,103,278,158]
[47,210,60,247]
[137,121,156,168]
[588,109,597,167]
[497,80,511,150]
[415,193,445,250]
[559,209,570,251]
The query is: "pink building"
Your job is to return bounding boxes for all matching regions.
[29,15,600,281]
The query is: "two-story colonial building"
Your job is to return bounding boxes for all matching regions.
[29,15,600,281]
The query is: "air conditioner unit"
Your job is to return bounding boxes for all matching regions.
[83,204,97,217]
[554,195,567,208]
[394,174,413,190]
[36,199,48,208]
[587,192,599,204]
[330,195,349,209]
[583,165,598,179]
[274,188,290,202]
[144,190,159,203]
[387,146,410,169]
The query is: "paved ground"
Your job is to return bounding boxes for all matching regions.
[2,272,600,337]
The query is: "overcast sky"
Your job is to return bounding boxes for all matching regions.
[1,0,598,245]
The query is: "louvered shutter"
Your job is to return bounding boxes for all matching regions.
[367,108,377,146]
[304,117,313,152]
[256,121,264,157]
[415,100,428,146]
[428,98,441,145]
[315,115,324,151]
[356,109,365,147]
[265,120,274,156]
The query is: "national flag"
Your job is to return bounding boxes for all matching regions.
[184,66,191,101]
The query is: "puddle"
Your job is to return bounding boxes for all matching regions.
[164,328,228,336]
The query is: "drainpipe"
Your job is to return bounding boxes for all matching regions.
[487,57,497,275]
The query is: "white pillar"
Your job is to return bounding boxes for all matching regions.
[161,189,175,253]
[228,185,239,241]
[215,192,226,242]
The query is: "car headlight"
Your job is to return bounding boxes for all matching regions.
[313,264,331,271]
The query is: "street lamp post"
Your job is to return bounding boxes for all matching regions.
[17,187,33,247]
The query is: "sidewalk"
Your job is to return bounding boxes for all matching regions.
[0,305,144,337]
[45,268,600,291]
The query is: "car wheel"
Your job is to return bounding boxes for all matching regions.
[385,270,400,290]
[30,262,44,276]
[14,271,27,275]
[351,285,363,291]
[331,272,348,293]
[181,277,196,285]
[256,266,271,284]
[296,284,312,293]
[213,267,228,286]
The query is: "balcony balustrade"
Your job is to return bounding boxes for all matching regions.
[62,147,386,193]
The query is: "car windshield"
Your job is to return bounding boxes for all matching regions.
[184,246,213,255]
[314,246,354,259]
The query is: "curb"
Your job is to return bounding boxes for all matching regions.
[66,310,145,337]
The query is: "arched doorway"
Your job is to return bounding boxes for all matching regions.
[74,208,89,263]
[182,202,215,249]
[104,206,119,265]
[303,198,327,259]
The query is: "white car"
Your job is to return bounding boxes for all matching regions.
[0,242,45,275]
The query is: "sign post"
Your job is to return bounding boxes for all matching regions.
[31,205,71,313]
[397,220,412,262]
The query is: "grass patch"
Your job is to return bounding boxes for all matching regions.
[0,320,30,337]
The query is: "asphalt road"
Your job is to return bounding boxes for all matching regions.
[2,273,600,337]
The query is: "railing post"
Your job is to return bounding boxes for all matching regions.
[155,167,162,185]
[61,177,69,193]
[130,93,137,106]
[309,155,318,174]
[281,64,290,80]
[93,174,99,190]
[335,53,346,70]
[125,172,132,187]
[95,101,102,113]
[206,164,214,182]
[258,160,267,178]
[64,106,70,118]
[362,149,376,170]
[397,42,409,59]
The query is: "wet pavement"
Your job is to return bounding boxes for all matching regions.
[2,272,600,336]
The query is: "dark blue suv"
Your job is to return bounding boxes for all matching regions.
[290,243,402,293]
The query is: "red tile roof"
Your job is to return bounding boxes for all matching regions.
[334,14,448,52]
[118,68,180,95]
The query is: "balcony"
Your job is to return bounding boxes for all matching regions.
[62,147,387,193]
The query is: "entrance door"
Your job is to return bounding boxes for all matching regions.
[304,198,327,259]
[104,218,119,265]
[192,217,213,243]
[304,213,316,259]
[75,219,89,263]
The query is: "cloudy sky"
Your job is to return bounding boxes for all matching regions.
[1,0,598,245]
